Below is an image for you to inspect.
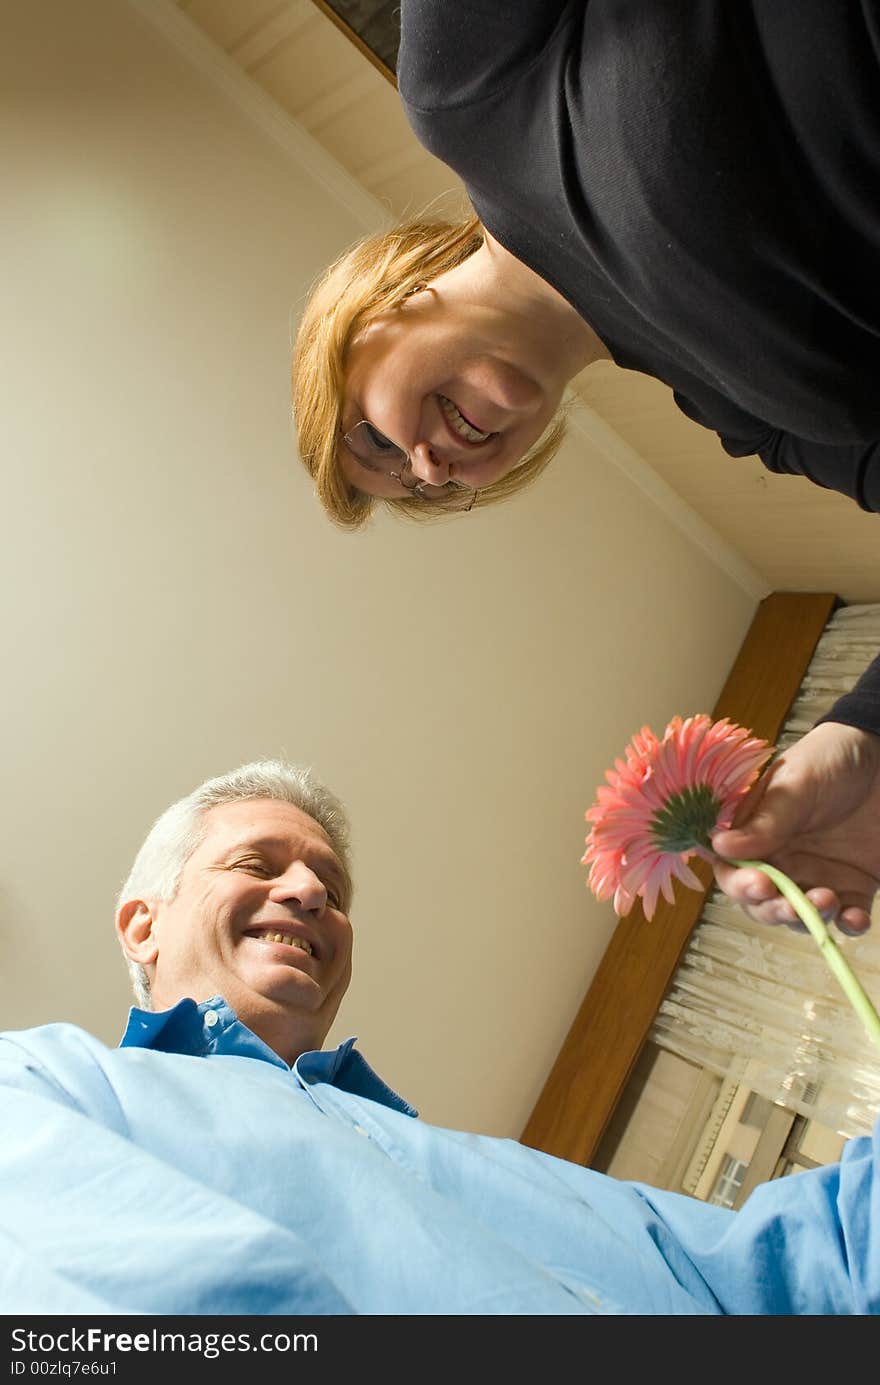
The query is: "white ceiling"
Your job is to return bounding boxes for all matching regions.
[174,0,880,603]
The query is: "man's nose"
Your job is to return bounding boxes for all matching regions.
[407,440,453,486]
[269,866,327,914]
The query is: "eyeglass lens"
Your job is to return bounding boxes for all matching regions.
[343,420,472,497]
[344,420,407,472]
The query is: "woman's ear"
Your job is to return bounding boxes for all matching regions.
[116,898,159,966]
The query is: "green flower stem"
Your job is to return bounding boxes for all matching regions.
[732,858,880,1052]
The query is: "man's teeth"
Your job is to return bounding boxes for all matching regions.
[258,930,313,955]
[439,394,491,442]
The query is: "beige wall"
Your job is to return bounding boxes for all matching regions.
[0,0,764,1136]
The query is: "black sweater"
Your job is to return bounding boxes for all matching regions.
[398,0,880,735]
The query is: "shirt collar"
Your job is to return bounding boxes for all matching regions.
[119,996,416,1116]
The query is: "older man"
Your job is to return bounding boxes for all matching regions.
[0,759,877,1316]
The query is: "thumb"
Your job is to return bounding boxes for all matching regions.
[711,777,805,859]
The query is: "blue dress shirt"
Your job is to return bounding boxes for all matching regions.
[1,997,877,1314]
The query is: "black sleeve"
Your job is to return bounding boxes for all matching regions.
[398,0,573,111]
[816,655,880,738]
[672,390,880,733]
[672,390,880,513]
[719,429,880,515]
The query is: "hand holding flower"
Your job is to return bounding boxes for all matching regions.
[582,714,880,1051]
[711,721,880,937]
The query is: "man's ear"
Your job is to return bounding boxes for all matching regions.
[116,898,160,966]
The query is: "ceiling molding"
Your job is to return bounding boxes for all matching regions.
[126,0,392,234]
[565,395,771,601]
[230,6,315,72]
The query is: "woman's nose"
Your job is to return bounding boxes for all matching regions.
[408,440,453,486]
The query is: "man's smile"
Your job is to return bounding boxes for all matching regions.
[244,925,318,959]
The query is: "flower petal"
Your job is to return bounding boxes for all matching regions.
[582,714,773,919]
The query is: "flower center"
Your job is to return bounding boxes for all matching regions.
[649,784,721,853]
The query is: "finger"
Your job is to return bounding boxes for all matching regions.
[713,811,799,861]
[712,862,800,928]
[746,895,824,931]
[711,766,806,861]
[834,896,874,937]
[802,886,839,920]
[713,865,839,933]
[742,899,806,931]
[712,861,779,905]
[836,909,872,937]
[780,886,845,934]
[712,862,813,925]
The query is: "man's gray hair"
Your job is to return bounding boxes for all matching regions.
[117,759,352,1010]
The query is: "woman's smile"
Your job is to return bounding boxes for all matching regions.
[437,394,495,444]
[341,307,561,497]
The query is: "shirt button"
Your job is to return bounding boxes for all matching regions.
[204,1010,219,1028]
[353,1124,369,1137]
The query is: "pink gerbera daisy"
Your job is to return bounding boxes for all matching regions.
[582,714,774,921]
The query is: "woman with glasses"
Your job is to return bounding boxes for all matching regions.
[293,214,588,528]
[292,0,880,940]
[294,3,880,534]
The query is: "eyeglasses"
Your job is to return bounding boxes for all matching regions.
[343,420,478,511]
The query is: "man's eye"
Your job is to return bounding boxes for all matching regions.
[327,891,342,910]
[234,858,270,875]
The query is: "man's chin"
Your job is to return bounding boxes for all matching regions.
[237,967,323,1015]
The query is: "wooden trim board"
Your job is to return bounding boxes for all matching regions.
[519,591,838,1166]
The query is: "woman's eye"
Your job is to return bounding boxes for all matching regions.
[363,422,395,453]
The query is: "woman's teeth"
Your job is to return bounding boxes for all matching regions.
[258,930,313,955]
[439,394,491,443]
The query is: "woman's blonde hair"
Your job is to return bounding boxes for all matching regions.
[292,213,567,530]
